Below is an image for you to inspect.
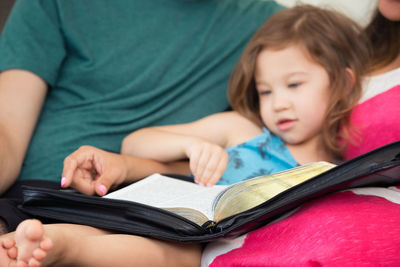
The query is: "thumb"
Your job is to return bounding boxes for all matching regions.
[94,176,113,196]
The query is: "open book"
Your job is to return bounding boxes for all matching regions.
[20,141,400,242]
[104,162,335,226]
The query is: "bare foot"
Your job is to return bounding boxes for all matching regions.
[14,219,53,267]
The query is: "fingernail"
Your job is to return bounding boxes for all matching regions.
[61,177,67,188]
[99,185,107,195]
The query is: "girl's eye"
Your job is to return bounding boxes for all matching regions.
[288,82,301,89]
[259,90,271,96]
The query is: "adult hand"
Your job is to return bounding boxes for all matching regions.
[61,145,128,196]
[186,140,228,186]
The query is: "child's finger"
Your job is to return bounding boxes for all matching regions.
[200,151,228,186]
[189,151,201,182]
[194,149,212,183]
[199,152,222,186]
[207,155,228,186]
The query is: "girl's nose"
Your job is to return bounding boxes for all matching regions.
[272,92,291,111]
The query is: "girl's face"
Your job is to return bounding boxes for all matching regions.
[378,0,400,21]
[254,45,330,148]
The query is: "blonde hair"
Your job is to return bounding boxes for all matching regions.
[228,5,369,158]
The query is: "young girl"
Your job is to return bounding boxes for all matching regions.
[0,5,369,267]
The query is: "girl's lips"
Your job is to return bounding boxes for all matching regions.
[277,119,296,131]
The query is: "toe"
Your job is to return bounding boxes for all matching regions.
[16,260,28,267]
[24,220,44,242]
[40,238,53,251]
[28,257,41,267]
[7,246,18,259]
[2,238,15,249]
[32,247,47,261]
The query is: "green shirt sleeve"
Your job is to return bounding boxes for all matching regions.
[0,0,66,85]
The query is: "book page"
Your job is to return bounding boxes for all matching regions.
[213,162,336,222]
[104,173,228,221]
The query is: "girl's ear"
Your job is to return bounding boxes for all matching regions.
[344,68,355,94]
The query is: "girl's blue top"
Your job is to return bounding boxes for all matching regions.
[217,127,298,185]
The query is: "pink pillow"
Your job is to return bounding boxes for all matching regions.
[344,85,400,160]
[204,187,400,266]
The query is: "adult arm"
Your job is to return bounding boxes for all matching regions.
[0,70,47,195]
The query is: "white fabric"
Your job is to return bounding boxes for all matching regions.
[359,67,400,103]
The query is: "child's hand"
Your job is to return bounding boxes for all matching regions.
[186,140,228,186]
[61,145,128,196]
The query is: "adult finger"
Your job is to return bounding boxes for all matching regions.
[94,173,112,196]
[61,155,79,188]
[61,146,97,188]
[69,168,97,195]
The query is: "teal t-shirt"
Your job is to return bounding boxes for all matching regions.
[0,0,284,182]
